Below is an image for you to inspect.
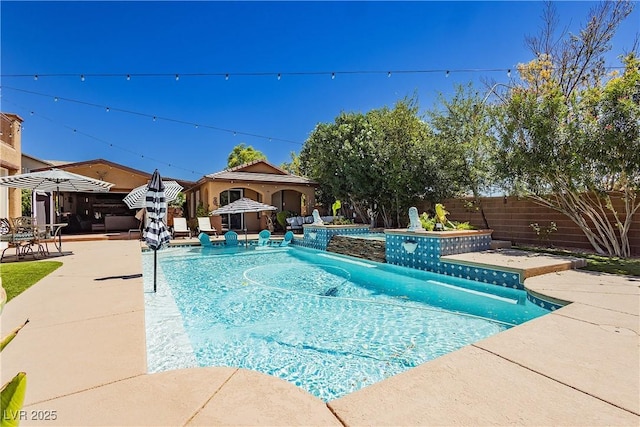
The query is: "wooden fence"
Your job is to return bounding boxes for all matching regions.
[417,194,640,256]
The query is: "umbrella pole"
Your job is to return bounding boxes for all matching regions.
[243,213,248,247]
[153,249,158,292]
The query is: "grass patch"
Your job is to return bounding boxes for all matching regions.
[1,261,63,302]
[515,246,640,277]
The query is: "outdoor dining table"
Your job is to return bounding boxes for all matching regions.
[43,223,68,253]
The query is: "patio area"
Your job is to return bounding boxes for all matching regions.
[0,239,638,425]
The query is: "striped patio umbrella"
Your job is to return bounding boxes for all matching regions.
[0,168,114,193]
[144,170,171,292]
[0,168,114,221]
[123,180,183,209]
[210,197,277,246]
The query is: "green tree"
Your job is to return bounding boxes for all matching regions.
[21,190,31,216]
[366,98,443,227]
[495,0,638,257]
[301,98,448,227]
[279,151,303,176]
[227,144,266,168]
[428,84,498,228]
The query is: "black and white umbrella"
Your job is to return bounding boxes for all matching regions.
[210,197,277,246]
[123,181,183,209]
[144,170,171,292]
[0,168,114,220]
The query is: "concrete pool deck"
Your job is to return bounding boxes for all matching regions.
[1,240,638,426]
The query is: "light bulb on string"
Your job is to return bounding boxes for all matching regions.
[507,69,511,78]
[233,132,237,136]
[277,73,281,80]
[54,97,59,102]
[34,75,38,81]
[225,74,229,80]
[446,70,450,78]
[175,74,180,81]
[152,116,156,122]
[195,124,199,129]
[106,107,110,112]
[387,71,391,78]
[126,74,131,81]
[331,72,335,80]
[80,74,85,82]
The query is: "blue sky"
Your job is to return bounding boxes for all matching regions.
[1,1,637,181]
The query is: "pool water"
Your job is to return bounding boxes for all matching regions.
[144,245,548,401]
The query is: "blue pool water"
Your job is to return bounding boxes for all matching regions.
[144,245,549,401]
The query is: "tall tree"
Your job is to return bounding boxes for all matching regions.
[227,143,267,168]
[280,151,303,176]
[301,98,448,227]
[495,0,638,256]
[428,84,498,228]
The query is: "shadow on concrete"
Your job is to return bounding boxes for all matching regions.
[94,274,143,281]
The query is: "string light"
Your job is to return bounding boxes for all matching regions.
[3,65,630,81]
[106,107,110,112]
[331,72,335,79]
[54,97,59,102]
[277,73,281,80]
[152,116,156,121]
[507,69,511,78]
[446,70,450,78]
[2,103,213,177]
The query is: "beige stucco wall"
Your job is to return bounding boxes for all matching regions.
[0,114,24,219]
[189,180,316,232]
[63,163,150,193]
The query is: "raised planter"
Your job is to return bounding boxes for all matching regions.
[385,229,493,267]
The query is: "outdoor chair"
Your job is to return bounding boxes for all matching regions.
[257,229,271,246]
[197,217,218,237]
[280,231,294,247]
[172,217,191,239]
[224,230,239,246]
[0,217,46,262]
[198,232,214,247]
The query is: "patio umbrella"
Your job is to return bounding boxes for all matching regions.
[123,181,183,209]
[0,168,114,221]
[210,197,277,245]
[144,170,172,292]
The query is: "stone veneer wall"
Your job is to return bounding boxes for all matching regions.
[294,225,371,250]
[326,235,386,263]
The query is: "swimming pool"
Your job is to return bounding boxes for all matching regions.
[144,245,549,401]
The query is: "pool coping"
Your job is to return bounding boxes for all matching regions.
[1,240,638,425]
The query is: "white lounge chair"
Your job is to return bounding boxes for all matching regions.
[197,217,218,236]
[172,217,191,238]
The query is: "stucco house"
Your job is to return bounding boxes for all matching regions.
[185,160,318,232]
[0,113,24,220]
[32,159,195,232]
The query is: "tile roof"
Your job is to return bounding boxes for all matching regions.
[205,170,316,185]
